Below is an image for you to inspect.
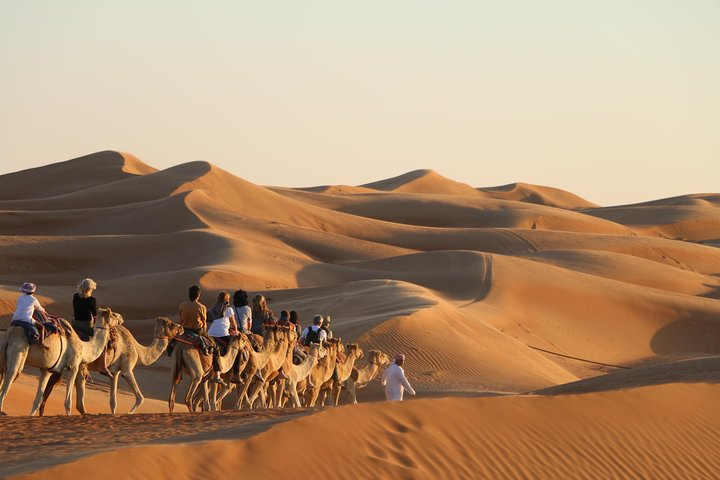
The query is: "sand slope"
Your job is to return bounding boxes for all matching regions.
[11,383,720,480]
[0,151,718,394]
[1,151,719,478]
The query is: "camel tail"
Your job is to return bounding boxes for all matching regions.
[0,332,8,379]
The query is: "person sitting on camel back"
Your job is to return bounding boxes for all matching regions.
[250,294,274,335]
[207,291,238,386]
[300,315,327,347]
[233,289,252,334]
[179,285,206,335]
[321,315,334,340]
[11,282,48,349]
[72,278,111,376]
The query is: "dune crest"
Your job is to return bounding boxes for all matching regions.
[0,152,718,478]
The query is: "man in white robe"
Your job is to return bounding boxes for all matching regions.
[381,354,416,401]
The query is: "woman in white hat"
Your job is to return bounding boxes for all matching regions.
[10,282,47,346]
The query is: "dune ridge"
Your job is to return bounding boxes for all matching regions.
[0,151,718,478]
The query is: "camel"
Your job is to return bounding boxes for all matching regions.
[0,308,122,416]
[256,326,302,408]
[211,330,279,410]
[320,343,364,407]
[344,350,391,404]
[244,326,294,409]
[231,326,286,410]
[303,338,341,408]
[281,342,327,408]
[38,317,184,415]
[168,334,244,413]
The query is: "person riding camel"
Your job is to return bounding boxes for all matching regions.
[321,315,334,339]
[250,294,274,335]
[207,291,238,387]
[179,285,207,336]
[10,282,48,349]
[72,278,111,376]
[300,315,327,346]
[232,289,252,334]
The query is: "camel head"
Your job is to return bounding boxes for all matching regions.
[97,308,124,329]
[369,350,391,367]
[346,343,364,359]
[308,342,327,359]
[155,317,183,338]
[228,334,244,350]
[278,325,297,343]
[263,325,278,343]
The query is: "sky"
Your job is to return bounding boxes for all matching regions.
[0,0,718,206]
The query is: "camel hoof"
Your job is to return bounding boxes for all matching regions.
[0,411,6,416]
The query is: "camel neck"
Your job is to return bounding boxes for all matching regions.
[134,335,169,366]
[81,326,110,364]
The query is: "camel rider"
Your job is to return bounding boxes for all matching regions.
[321,315,334,339]
[381,354,416,402]
[179,285,207,336]
[72,278,112,376]
[11,282,48,348]
[300,315,327,346]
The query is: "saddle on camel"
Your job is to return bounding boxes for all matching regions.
[10,311,73,349]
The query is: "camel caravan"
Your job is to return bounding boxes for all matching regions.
[0,281,392,416]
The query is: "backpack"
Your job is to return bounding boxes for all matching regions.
[305,326,321,345]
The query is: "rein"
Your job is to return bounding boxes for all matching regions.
[47,334,64,371]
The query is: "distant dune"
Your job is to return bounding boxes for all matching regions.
[0,151,718,478]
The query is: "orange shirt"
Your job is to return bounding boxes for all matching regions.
[178,300,206,330]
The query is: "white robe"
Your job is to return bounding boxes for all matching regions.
[381,364,415,401]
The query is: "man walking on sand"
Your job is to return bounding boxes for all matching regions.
[381,354,416,402]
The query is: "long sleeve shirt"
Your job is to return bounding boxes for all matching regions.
[12,294,45,323]
[381,363,416,401]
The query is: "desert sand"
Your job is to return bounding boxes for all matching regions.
[0,151,718,478]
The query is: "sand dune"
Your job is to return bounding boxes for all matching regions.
[10,383,720,480]
[1,151,719,478]
[0,151,155,202]
[478,181,598,209]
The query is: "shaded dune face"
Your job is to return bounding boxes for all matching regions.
[0,151,718,397]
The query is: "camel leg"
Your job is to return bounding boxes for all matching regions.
[246,380,264,410]
[169,351,184,413]
[38,371,62,417]
[74,373,88,415]
[185,377,201,412]
[30,370,53,416]
[235,369,256,410]
[123,369,144,414]
[209,381,218,412]
[346,378,358,404]
[287,379,301,408]
[64,367,80,415]
[200,380,210,411]
[216,383,234,405]
[109,371,121,414]
[332,384,343,407]
[306,386,321,408]
[0,349,28,415]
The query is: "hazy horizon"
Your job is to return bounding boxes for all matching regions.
[1,1,718,206]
